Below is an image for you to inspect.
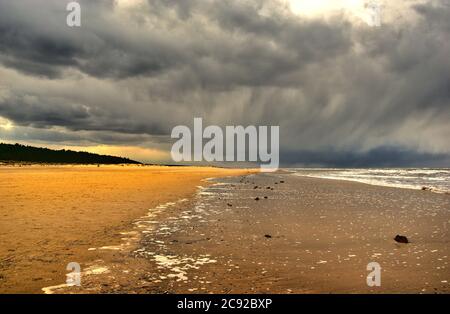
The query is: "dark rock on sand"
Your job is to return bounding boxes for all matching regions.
[227,203,233,207]
[394,235,409,243]
[264,234,272,238]
[264,196,268,199]
[255,197,260,201]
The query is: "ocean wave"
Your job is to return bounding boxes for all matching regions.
[292,168,450,193]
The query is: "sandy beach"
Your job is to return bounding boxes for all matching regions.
[0,165,253,293]
[0,167,448,294]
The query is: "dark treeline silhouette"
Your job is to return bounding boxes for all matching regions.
[0,143,140,164]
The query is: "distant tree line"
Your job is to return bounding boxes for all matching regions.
[0,143,140,164]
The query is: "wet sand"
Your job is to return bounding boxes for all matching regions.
[0,165,253,293]
[1,168,448,294]
[56,171,449,294]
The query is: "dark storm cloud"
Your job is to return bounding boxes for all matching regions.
[0,124,166,146]
[0,0,352,83]
[0,0,185,79]
[282,147,450,168]
[0,92,168,136]
[0,0,449,166]
[0,1,90,78]
[0,95,90,128]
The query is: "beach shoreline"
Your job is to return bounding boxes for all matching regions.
[61,171,449,294]
[0,166,448,294]
[0,165,254,293]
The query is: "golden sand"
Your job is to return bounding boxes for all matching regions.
[0,165,254,293]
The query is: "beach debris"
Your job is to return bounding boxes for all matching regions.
[394,235,409,244]
[264,234,272,238]
[280,181,285,183]
[227,203,233,207]
[255,197,260,201]
[421,186,432,191]
[254,186,258,189]
[264,196,268,199]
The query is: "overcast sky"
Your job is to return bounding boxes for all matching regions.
[0,0,449,167]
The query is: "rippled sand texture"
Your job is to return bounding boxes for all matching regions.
[0,165,253,293]
[52,171,449,294]
[160,173,448,293]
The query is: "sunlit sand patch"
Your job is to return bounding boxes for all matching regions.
[99,245,123,251]
[42,283,71,294]
[84,266,110,275]
[96,231,140,251]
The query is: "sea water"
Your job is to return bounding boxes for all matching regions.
[291,168,450,193]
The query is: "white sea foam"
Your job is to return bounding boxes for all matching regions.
[41,265,110,294]
[292,168,450,193]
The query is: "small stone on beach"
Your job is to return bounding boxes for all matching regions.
[394,235,409,244]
